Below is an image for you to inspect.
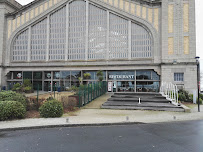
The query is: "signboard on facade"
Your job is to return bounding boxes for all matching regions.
[17,73,22,79]
[109,75,134,79]
[108,82,112,92]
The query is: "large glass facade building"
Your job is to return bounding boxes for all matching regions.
[0,0,196,93]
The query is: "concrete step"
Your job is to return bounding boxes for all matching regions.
[101,105,185,112]
[114,92,162,96]
[102,101,180,108]
[108,98,170,103]
[111,95,166,99]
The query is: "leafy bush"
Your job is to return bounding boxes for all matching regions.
[46,97,54,101]
[189,94,193,102]
[23,79,32,87]
[196,98,203,104]
[178,93,186,102]
[11,79,33,93]
[12,83,22,92]
[0,91,27,108]
[0,101,26,121]
[39,99,63,118]
[96,70,104,82]
[178,89,192,102]
[24,86,32,91]
[83,73,91,79]
[199,94,203,100]
[70,86,79,92]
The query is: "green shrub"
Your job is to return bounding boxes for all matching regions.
[0,91,27,108]
[178,93,186,102]
[12,83,22,92]
[0,101,26,121]
[178,89,192,102]
[83,73,91,79]
[189,94,193,102]
[23,79,32,87]
[96,70,104,82]
[39,100,63,118]
[24,86,32,91]
[199,94,203,100]
[46,97,54,101]
[70,86,79,92]
[196,98,203,104]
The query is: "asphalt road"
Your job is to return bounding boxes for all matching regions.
[0,120,203,152]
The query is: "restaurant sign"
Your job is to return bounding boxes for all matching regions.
[109,75,135,79]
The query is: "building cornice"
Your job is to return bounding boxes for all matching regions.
[6,0,162,17]
[0,0,22,10]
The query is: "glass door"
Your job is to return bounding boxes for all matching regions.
[44,81,51,91]
[113,81,117,92]
[117,81,135,92]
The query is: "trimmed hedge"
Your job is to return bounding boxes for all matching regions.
[0,91,27,108]
[39,100,63,118]
[0,101,26,121]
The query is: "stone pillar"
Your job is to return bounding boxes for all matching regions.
[128,20,131,60]
[46,15,50,61]
[85,0,89,61]
[65,3,69,61]
[28,27,31,62]
[106,11,110,60]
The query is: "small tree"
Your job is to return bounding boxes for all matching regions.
[23,79,32,87]
[96,70,104,82]
[78,77,83,85]
[83,73,91,79]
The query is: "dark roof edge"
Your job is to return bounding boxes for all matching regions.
[131,0,161,6]
[6,0,162,17]
[6,0,42,17]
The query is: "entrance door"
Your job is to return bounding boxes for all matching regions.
[117,81,135,92]
[113,81,117,92]
[44,81,51,91]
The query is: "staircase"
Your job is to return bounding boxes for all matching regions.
[101,92,185,112]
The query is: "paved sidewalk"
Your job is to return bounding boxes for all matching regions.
[0,93,203,131]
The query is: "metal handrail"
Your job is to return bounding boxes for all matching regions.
[159,82,179,106]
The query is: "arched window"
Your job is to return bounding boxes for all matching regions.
[131,23,152,58]
[12,30,28,61]
[49,6,66,60]
[11,1,153,62]
[31,18,47,61]
[68,1,86,60]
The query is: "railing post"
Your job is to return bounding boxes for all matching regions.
[78,88,81,108]
[88,84,90,103]
[90,84,92,101]
[84,85,86,106]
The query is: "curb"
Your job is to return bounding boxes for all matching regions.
[180,104,191,113]
[0,122,145,132]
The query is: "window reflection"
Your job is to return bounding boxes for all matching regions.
[136,81,159,92]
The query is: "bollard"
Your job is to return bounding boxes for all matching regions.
[138,98,141,104]
[126,116,129,121]
[66,118,69,123]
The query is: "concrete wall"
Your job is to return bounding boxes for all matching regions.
[0,2,18,87]
[161,64,197,94]
[161,0,196,63]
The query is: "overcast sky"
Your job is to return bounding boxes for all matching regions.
[16,0,203,61]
